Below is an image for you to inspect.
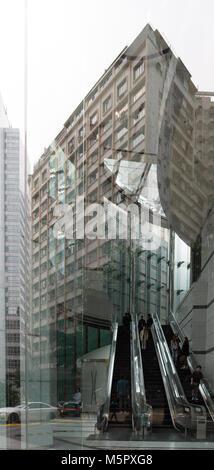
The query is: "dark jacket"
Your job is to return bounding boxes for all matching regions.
[182,341,189,357]
[147,317,153,328]
[192,371,203,384]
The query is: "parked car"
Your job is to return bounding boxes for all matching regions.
[0,402,58,424]
[58,401,81,417]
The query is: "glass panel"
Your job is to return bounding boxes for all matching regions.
[1,3,214,455]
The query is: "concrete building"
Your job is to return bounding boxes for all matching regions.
[30,23,201,405]
[0,94,30,406]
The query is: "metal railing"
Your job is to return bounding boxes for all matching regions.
[96,321,118,432]
[170,312,214,422]
[152,313,206,432]
[130,313,152,435]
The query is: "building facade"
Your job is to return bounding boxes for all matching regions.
[30,24,202,407]
[0,94,30,407]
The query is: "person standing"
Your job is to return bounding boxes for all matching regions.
[179,337,189,369]
[170,334,179,365]
[139,320,148,350]
[138,315,145,331]
[116,376,129,412]
[146,314,153,339]
[191,366,203,401]
[123,312,131,327]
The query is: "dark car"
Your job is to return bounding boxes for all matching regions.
[58,401,81,417]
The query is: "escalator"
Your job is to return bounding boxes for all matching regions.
[169,312,214,426]
[97,316,152,435]
[141,332,172,427]
[108,325,132,428]
[150,313,206,432]
[162,324,196,404]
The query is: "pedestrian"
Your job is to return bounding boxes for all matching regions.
[139,320,148,350]
[146,314,153,338]
[116,376,129,412]
[191,365,203,401]
[138,315,145,331]
[170,334,179,365]
[110,394,119,422]
[123,312,131,327]
[179,337,189,369]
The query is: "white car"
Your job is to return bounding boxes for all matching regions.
[0,402,58,424]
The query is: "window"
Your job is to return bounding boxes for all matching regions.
[77,144,84,158]
[102,178,112,194]
[132,85,145,103]
[41,279,47,290]
[68,137,75,154]
[6,225,19,232]
[78,181,84,195]
[7,334,20,342]
[5,204,19,212]
[5,256,19,264]
[116,126,127,141]
[103,135,112,153]
[78,163,84,179]
[88,151,98,166]
[7,347,20,356]
[8,360,20,369]
[6,275,19,282]
[101,114,112,134]
[41,246,47,257]
[34,177,39,189]
[6,266,19,273]
[41,261,47,273]
[88,189,97,203]
[33,282,39,293]
[132,129,145,148]
[132,104,145,124]
[88,170,98,185]
[41,200,47,213]
[117,79,127,98]
[41,230,47,241]
[6,245,19,253]
[78,126,85,142]
[33,267,39,278]
[88,130,98,147]
[103,95,111,114]
[5,235,19,243]
[134,60,144,80]
[34,222,39,233]
[5,184,19,190]
[90,112,98,128]
[41,215,47,227]
[42,169,47,182]
[33,252,39,263]
[41,183,48,197]
[5,163,19,171]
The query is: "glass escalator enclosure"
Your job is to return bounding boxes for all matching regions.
[97,322,118,431]
[170,312,214,422]
[152,313,206,431]
[130,313,152,433]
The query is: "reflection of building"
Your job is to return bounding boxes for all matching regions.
[32,24,200,403]
[158,87,214,390]
[0,95,30,405]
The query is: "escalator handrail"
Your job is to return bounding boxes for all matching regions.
[170,312,214,422]
[130,314,152,432]
[152,313,206,430]
[151,316,181,430]
[97,321,118,430]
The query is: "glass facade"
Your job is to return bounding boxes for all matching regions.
[0,5,214,456]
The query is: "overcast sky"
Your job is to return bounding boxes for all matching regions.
[0,0,213,170]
